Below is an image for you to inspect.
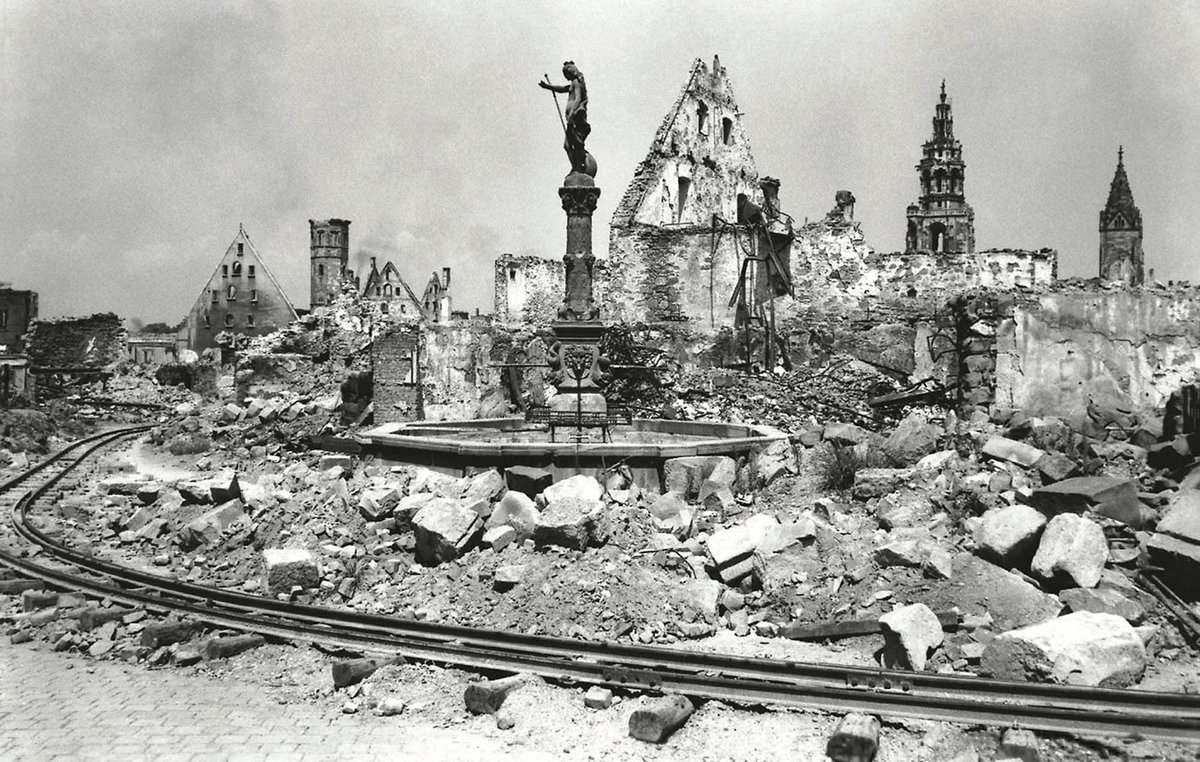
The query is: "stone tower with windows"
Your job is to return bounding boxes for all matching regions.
[1099,147,1144,285]
[905,82,975,254]
[310,218,351,307]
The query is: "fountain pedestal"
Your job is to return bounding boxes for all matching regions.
[549,173,608,415]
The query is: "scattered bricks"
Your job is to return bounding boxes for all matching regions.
[999,728,1040,762]
[982,436,1046,468]
[878,603,944,671]
[826,712,881,762]
[534,497,603,550]
[1030,513,1108,588]
[482,525,517,552]
[539,474,603,505]
[0,578,45,595]
[628,695,695,744]
[263,548,319,594]
[331,657,398,689]
[412,499,484,564]
[140,620,197,648]
[78,607,128,632]
[974,504,1047,567]
[318,454,354,472]
[486,491,540,541]
[504,465,553,499]
[358,486,401,521]
[21,590,59,612]
[584,686,614,709]
[204,634,265,660]
[1035,452,1078,484]
[464,674,526,715]
[981,611,1146,687]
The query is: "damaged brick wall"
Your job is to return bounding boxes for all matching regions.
[24,313,126,370]
[995,285,1200,416]
[372,324,422,422]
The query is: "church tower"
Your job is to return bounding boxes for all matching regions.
[309,218,350,307]
[905,81,975,254]
[1099,147,1144,285]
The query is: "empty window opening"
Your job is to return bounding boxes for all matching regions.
[224,314,233,327]
[237,242,244,256]
[383,284,393,296]
[722,117,733,145]
[248,265,256,278]
[250,290,258,303]
[675,177,691,223]
[246,315,255,328]
[203,314,210,328]
[318,264,325,277]
[697,102,708,133]
[211,289,219,303]
[509,268,517,281]
[0,309,8,329]
[222,265,228,277]
[929,222,948,253]
[227,285,237,300]
[380,302,389,314]
[231,261,242,276]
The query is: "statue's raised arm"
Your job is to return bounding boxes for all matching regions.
[539,61,597,178]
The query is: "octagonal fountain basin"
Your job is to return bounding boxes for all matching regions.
[359,418,788,493]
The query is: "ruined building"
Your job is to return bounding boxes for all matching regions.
[310,219,351,308]
[360,259,455,322]
[1099,147,1145,286]
[183,226,298,352]
[0,283,38,357]
[905,82,975,254]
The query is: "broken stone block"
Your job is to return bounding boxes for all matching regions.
[827,712,880,762]
[998,727,1040,762]
[974,504,1047,567]
[1026,476,1138,515]
[1060,586,1144,623]
[663,455,736,499]
[393,492,437,529]
[177,479,214,505]
[493,564,526,591]
[981,436,1046,468]
[534,497,603,550]
[464,675,525,715]
[1148,437,1191,470]
[923,547,953,580]
[1035,452,1078,484]
[940,554,1064,631]
[504,465,553,498]
[99,474,151,496]
[873,530,933,568]
[412,499,483,564]
[482,525,516,552]
[1157,490,1200,544]
[262,548,319,595]
[673,578,721,622]
[628,695,694,744]
[331,657,390,688]
[462,469,506,506]
[539,474,603,506]
[981,611,1146,687]
[879,603,944,671]
[207,471,242,504]
[178,499,247,550]
[584,686,613,709]
[852,468,915,500]
[1143,533,1200,593]
[1030,513,1107,589]
[318,454,353,472]
[698,481,737,514]
[882,413,941,465]
[221,403,243,422]
[649,491,693,539]
[876,491,932,530]
[915,449,958,472]
[706,525,758,584]
[204,634,265,660]
[752,439,797,487]
[358,486,401,522]
[823,422,874,446]
[744,513,794,554]
[486,491,540,541]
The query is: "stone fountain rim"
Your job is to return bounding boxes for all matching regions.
[358,417,788,460]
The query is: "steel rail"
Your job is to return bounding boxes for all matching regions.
[2,429,1200,743]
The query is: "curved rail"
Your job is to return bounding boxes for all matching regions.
[2,429,1199,743]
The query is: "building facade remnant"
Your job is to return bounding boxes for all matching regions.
[183,226,298,353]
[905,82,975,254]
[1099,146,1144,286]
[310,218,351,308]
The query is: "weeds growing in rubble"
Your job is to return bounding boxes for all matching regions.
[812,443,896,491]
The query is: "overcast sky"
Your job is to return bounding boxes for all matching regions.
[4,1,1198,323]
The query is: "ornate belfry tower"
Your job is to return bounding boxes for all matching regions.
[1099,147,1144,285]
[905,81,975,254]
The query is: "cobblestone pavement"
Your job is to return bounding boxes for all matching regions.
[0,643,553,761]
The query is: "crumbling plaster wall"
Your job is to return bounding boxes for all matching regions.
[996,286,1200,416]
[420,321,506,421]
[494,254,607,327]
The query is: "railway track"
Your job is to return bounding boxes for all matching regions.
[2,427,1199,743]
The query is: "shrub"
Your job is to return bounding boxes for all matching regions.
[811,443,895,492]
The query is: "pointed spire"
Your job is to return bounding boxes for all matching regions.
[940,79,946,103]
[1118,145,1124,166]
[1102,145,1140,228]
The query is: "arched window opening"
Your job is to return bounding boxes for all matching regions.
[227,285,237,300]
[224,314,233,327]
[675,177,691,223]
[929,222,948,253]
[722,117,733,145]
[231,261,242,276]
[383,284,393,296]
[697,102,708,134]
